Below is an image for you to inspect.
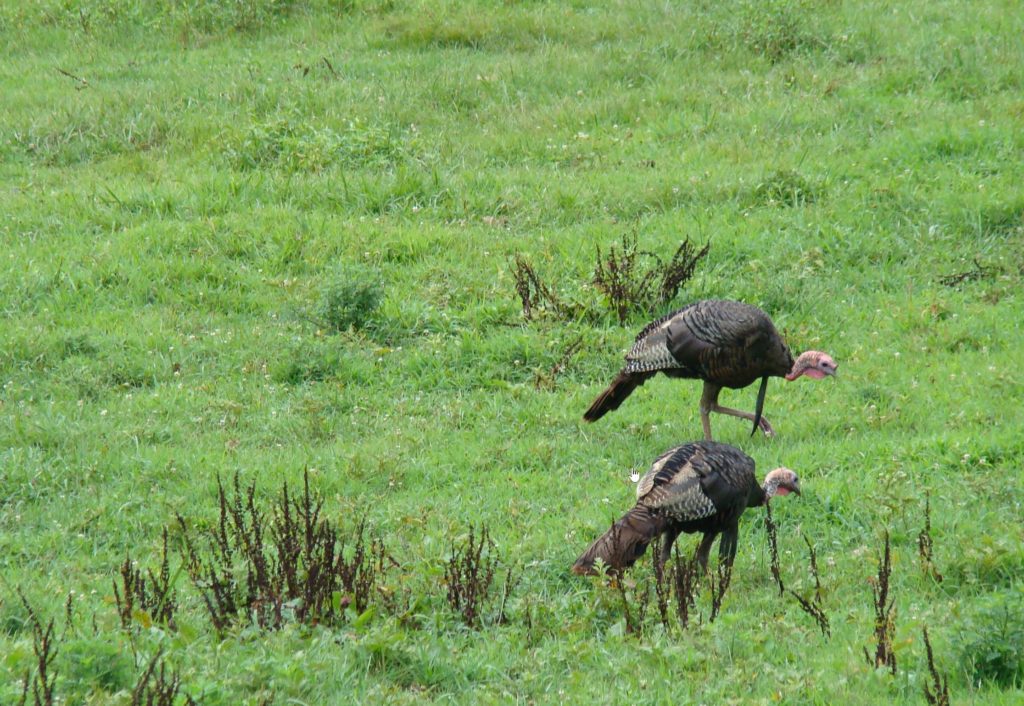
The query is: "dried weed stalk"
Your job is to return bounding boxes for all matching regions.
[16,591,61,706]
[445,524,503,628]
[805,534,824,604]
[917,493,943,583]
[178,470,394,633]
[709,561,733,622]
[657,239,711,304]
[939,257,996,288]
[864,531,897,674]
[114,528,178,630]
[335,517,397,615]
[513,236,708,324]
[593,232,658,325]
[791,591,830,638]
[670,547,699,630]
[651,537,672,630]
[533,335,584,390]
[788,535,830,637]
[593,234,709,324]
[922,627,951,706]
[649,539,701,632]
[615,576,651,636]
[130,647,196,706]
[765,502,784,596]
[510,254,568,321]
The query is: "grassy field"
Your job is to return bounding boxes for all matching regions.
[1,0,1023,703]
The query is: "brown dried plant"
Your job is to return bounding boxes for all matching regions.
[593,234,709,324]
[765,502,784,596]
[445,524,516,628]
[16,591,63,706]
[864,531,897,675]
[178,470,394,633]
[114,528,178,630]
[510,254,568,321]
[788,535,830,637]
[917,493,943,583]
[130,647,197,706]
[922,627,951,706]
[709,561,733,622]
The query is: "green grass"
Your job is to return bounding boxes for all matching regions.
[2,0,1023,702]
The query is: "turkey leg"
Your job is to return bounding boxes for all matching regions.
[659,527,683,567]
[694,531,718,572]
[718,525,740,568]
[712,403,775,437]
[700,382,774,438]
[698,382,720,440]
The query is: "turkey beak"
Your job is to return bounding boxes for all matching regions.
[789,481,802,496]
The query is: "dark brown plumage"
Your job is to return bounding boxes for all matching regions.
[583,299,837,439]
[571,441,800,576]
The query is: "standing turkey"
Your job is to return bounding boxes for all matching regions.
[582,299,837,439]
[572,441,800,575]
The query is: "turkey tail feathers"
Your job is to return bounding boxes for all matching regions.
[583,371,648,422]
[571,506,666,575]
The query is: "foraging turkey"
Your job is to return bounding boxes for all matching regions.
[582,299,836,439]
[572,441,800,575]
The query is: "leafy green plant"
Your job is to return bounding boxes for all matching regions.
[959,592,1024,688]
[60,638,133,697]
[750,169,820,208]
[228,118,408,173]
[735,0,820,62]
[270,339,348,385]
[314,266,384,333]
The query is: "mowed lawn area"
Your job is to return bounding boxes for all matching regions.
[1,0,1022,703]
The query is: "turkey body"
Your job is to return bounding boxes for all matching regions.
[572,441,772,575]
[583,299,795,439]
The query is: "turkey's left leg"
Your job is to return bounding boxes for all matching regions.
[658,527,682,569]
[694,531,718,572]
[718,526,740,568]
[710,401,774,436]
[699,383,722,441]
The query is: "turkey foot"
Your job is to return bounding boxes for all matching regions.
[713,403,775,438]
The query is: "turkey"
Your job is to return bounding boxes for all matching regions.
[572,441,800,576]
[582,299,836,439]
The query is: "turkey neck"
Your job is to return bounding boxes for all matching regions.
[748,482,771,508]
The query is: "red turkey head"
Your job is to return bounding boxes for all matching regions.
[764,467,801,498]
[786,351,838,381]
